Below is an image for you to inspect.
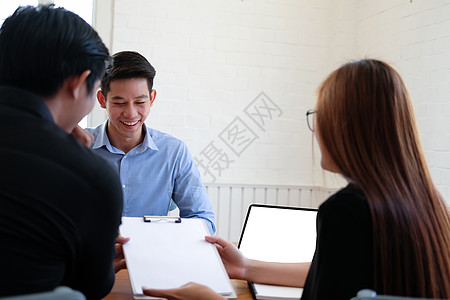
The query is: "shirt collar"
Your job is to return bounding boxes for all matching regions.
[141,125,159,152]
[91,121,111,149]
[92,120,159,154]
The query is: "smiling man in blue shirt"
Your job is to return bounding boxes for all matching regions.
[86,51,215,234]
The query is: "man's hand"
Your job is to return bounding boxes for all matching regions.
[114,235,130,273]
[143,282,225,300]
[71,125,94,147]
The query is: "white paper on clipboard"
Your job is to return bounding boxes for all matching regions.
[120,217,236,299]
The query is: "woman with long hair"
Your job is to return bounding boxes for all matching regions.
[142,59,450,300]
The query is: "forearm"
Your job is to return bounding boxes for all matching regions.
[177,208,215,234]
[202,216,215,235]
[176,195,216,234]
[245,260,310,288]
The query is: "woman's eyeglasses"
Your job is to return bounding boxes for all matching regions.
[306,109,315,132]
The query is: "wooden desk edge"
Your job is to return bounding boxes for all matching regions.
[103,269,253,300]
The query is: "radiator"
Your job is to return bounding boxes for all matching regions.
[204,183,338,242]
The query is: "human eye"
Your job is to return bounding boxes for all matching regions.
[134,98,148,105]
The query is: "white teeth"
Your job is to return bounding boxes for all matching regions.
[122,121,138,126]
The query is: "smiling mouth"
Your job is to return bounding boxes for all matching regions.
[121,120,139,126]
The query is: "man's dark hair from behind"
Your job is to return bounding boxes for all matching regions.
[0,4,109,97]
[100,51,156,96]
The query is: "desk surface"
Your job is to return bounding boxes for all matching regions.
[103,269,253,300]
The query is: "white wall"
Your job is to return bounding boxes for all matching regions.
[355,0,450,201]
[92,0,450,201]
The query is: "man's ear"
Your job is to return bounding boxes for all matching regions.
[97,90,107,109]
[150,89,157,107]
[71,70,91,100]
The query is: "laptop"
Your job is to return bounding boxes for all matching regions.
[238,204,318,300]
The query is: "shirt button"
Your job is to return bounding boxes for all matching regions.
[122,184,126,188]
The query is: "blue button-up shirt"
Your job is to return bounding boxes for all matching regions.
[87,122,215,234]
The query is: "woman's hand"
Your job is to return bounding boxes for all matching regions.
[143,282,225,300]
[206,236,310,287]
[205,236,248,280]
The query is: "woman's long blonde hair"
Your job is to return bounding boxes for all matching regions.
[316,59,450,298]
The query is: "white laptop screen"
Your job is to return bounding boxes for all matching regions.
[238,204,318,263]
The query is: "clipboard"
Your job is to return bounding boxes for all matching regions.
[120,217,236,299]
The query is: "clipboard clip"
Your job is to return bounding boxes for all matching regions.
[143,216,182,223]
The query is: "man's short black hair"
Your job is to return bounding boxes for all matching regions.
[101,51,156,97]
[0,5,110,97]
